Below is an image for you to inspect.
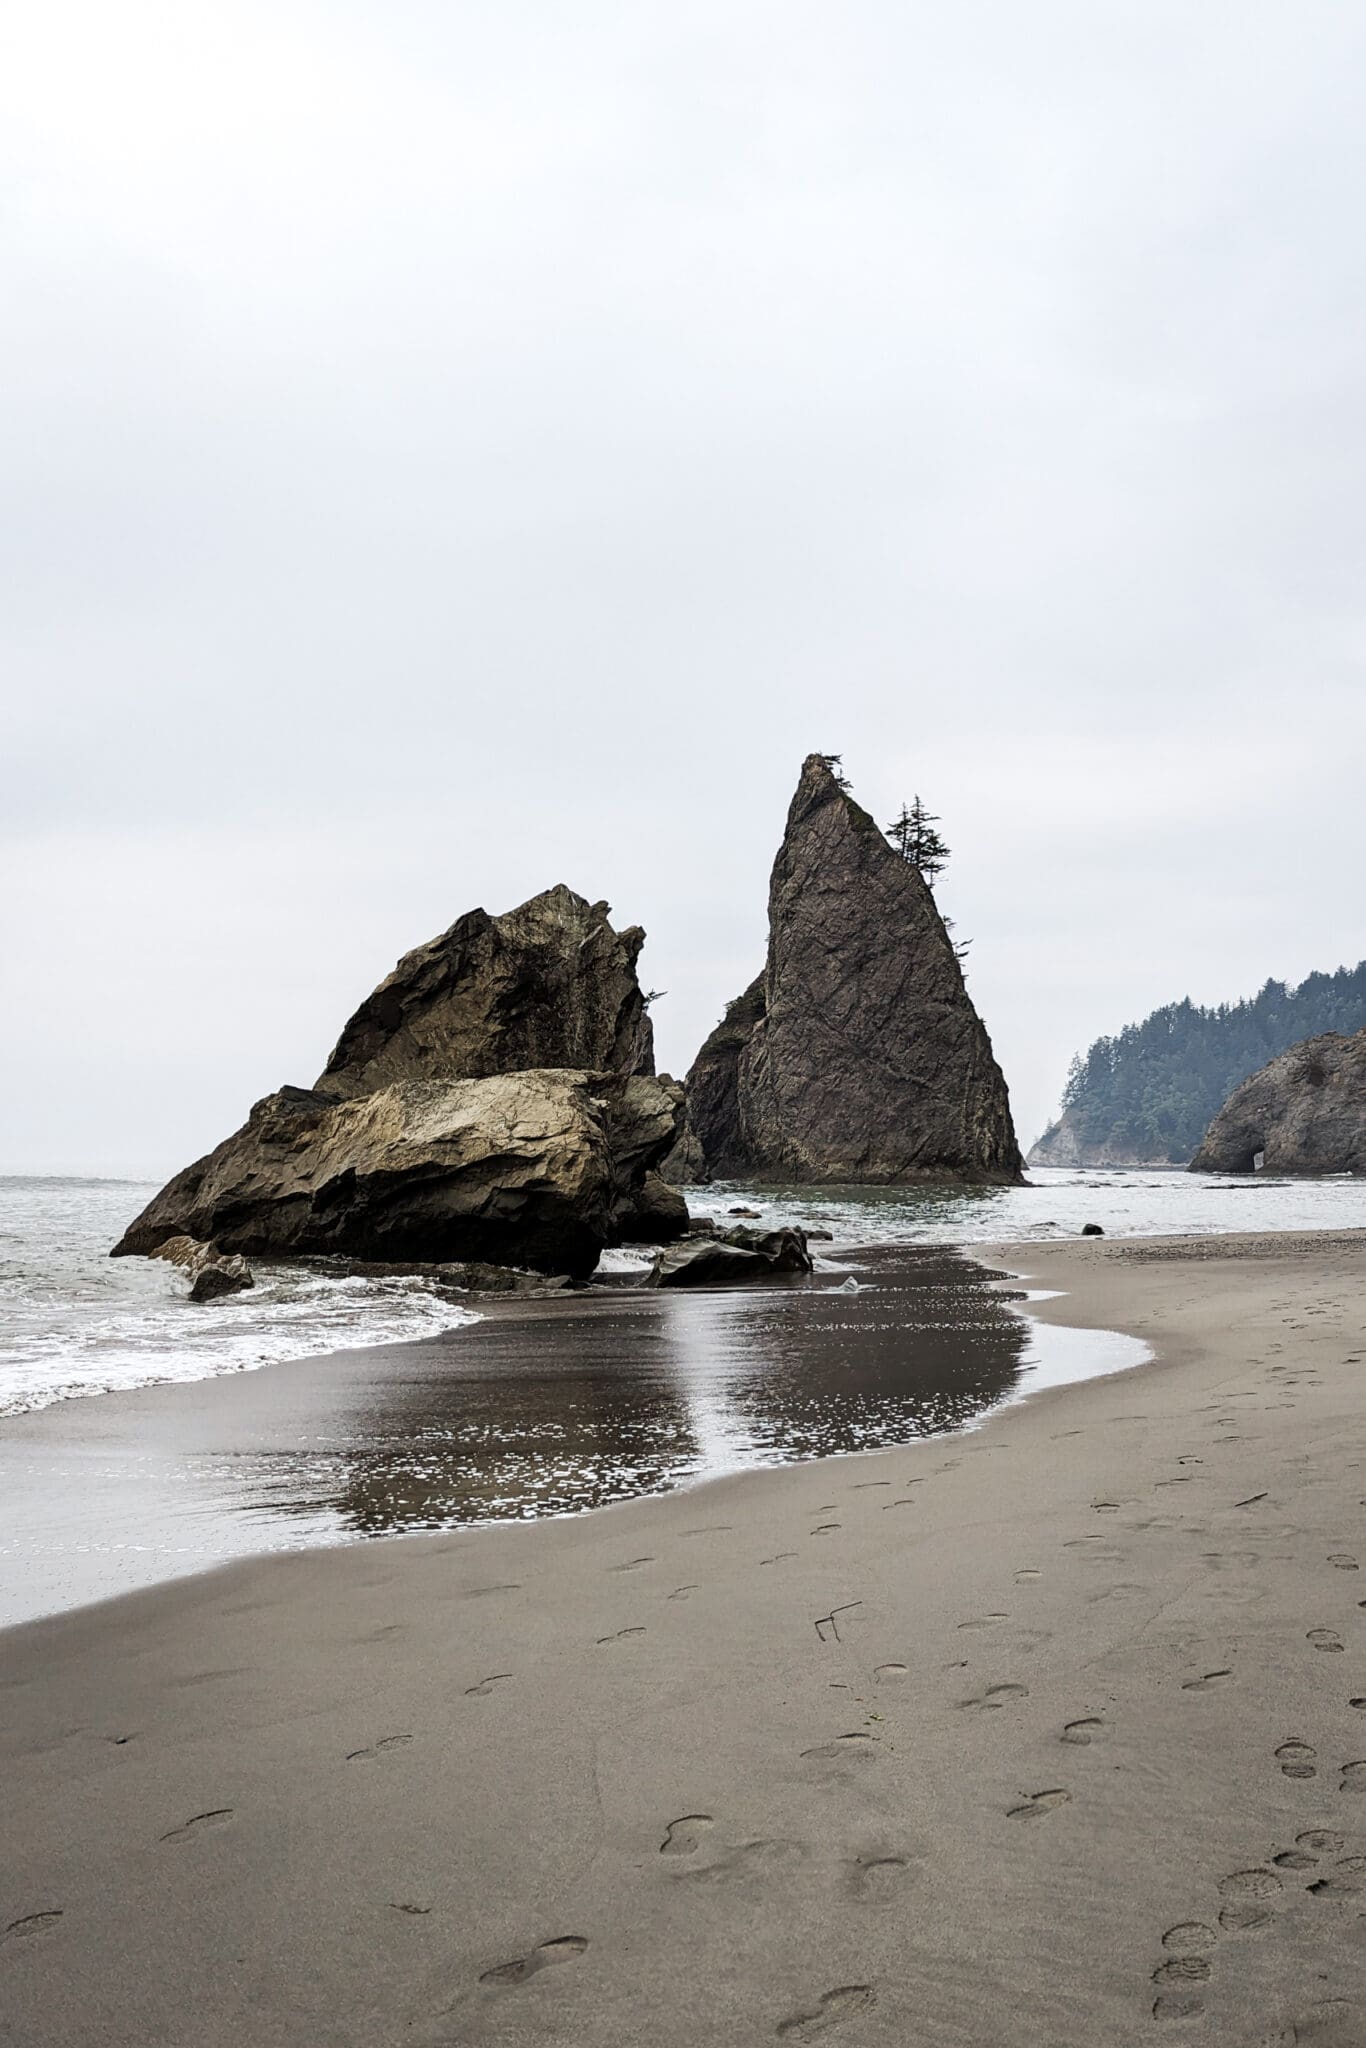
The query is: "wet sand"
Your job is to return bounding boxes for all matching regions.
[3,1229,1365,2047]
[0,1246,1146,1626]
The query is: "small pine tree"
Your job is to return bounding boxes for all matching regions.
[886,795,950,885]
[815,751,851,790]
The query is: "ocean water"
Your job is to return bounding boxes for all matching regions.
[0,1178,482,1417]
[3,1165,1364,1419]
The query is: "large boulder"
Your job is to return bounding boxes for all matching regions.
[646,1226,812,1289]
[677,756,1022,1184]
[114,883,690,1278]
[1189,1030,1366,1176]
[112,1070,681,1282]
[317,885,656,1099]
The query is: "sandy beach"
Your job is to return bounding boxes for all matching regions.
[4,1228,1366,2047]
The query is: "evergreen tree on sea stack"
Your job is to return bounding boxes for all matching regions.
[886,796,950,884]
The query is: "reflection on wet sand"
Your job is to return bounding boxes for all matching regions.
[317,1247,1031,1536]
[0,1247,1051,1624]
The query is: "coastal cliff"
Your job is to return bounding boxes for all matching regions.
[1188,1029,1366,1175]
[1027,1110,1184,1170]
[673,756,1021,1184]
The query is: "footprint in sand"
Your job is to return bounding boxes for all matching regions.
[776,1985,877,2038]
[845,1853,909,1898]
[464,1674,512,1697]
[595,1627,646,1645]
[679,1839,808,1889]
[1296,1829,1344,1855]
[801,1733,880,1767]
[346,1735,413,1762]
[811,1524,842,1537]
[1339,1762,1366,1794]
[2,1912,62,1944]
[660,1814,714,1856]
[957,1613,1008,1631]
[873,1662,909,1682]
[1349,1698,1366,1712]
[479,1936,588,1989]
[1276,1741,1317,1780]
[1307,1629,1345,1653]
[1307,1855,1366,1900]
[959,1683,1029,1712]
[1216,1866,1281,1931]
[1006,1788,1071,1821]
[1061,1718,1104,1745]
[1327,1554,1359,1571]
[160,1808,234,1843]
[611,1557,655,1573]
[1182,1669,1233,1692]
[1161,1922,1217,1956]
[668,1584,701,1600]
[1014,1568,1042,1583]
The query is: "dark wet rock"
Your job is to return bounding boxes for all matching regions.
[1080,1223,1105,1237]
[600,1076,689,1243]
[149,1234,255,1303]
[676,756,1022,1184]
[446,1262,574,1295]
[648,1225,812,1288]
[661,975,766,1180]
[729,1205,762,1217]
[614,1169,690,1244]
[805,1227,835,1241]
[1189,1030,1366,1176]
[719,1225,812,1271]
[112,1071,681,1283]
[685,1218,718,1238]
[646,1241,772,1288]
[317,884,656,1099]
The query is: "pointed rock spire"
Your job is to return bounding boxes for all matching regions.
[679,754,1021,1183]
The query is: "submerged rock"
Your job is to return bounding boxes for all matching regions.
[676,756,1022,1184]
[1189,1030,1366,1176]
[149,1234,255,1303]
[113,1071,681,1283]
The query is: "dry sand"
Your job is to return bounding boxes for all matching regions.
[3,1229,1365,2047]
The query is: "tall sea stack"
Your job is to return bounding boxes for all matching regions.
[676,755,1022,1184]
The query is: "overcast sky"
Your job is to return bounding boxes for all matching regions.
[5,1,1366,1178]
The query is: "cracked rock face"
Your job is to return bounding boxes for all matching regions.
[1189,1029,1366,1175]
[112,1071,681,1282]
[113,887,685,1277]
[675,756,1021,1185]
[317,884,655,1099]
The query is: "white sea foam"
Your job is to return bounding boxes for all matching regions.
[0,1178,481,1416]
